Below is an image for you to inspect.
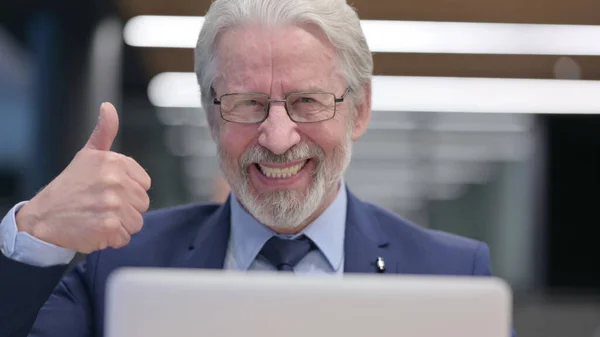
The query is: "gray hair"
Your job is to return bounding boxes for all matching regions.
[194,0,373,130]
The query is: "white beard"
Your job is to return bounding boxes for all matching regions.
[218,138,352,232]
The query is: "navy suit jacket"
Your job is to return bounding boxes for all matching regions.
[0,190,512,337]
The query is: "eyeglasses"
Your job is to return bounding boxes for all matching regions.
[213,87,352,124]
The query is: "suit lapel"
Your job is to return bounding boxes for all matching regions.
[343,189,398,274]
[170,190,401,274]
[173,198,231,270]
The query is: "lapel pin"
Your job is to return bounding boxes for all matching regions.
[376,257,385,273]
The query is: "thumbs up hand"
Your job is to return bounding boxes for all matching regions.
[86,101,120,151]
[15,103,151,254]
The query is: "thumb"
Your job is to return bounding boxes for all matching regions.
[85,102,119,151]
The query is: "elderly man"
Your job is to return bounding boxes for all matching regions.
[0,0,513,336]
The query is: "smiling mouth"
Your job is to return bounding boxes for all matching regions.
[255,160,310,179]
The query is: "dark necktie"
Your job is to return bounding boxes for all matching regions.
[260,236,316,271]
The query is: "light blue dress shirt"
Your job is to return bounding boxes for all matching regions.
[0,184,347,273]
[225,184,346,274]
[0,201,76,267]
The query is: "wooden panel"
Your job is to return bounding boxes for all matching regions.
[373,54,600,79]
[351,0,600,25]
[118,0,600,82]
[119,0,600,24]
[138,48,600,80]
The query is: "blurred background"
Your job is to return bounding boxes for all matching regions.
[1,0,600,335]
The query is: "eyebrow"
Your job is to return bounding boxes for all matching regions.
[218,85,332,96]
[283,86,329,95]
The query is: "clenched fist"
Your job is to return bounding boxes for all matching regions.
[15,103,151,254]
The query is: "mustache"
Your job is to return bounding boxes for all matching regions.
[240,142,324,167]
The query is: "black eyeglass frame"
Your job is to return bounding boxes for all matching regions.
[212,87,352,124]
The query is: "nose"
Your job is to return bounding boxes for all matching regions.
[257,102,301,155]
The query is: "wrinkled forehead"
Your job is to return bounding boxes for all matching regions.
[213,23,343,93]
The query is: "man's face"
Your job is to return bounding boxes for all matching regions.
[212,24,369,232]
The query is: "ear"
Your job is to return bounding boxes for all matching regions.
[210,124,219,143]
[204,106,220,142]
[351,81,372,141]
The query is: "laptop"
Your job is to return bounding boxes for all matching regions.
[105,268,512,337]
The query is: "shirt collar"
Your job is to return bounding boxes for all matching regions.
[229,180,347,271]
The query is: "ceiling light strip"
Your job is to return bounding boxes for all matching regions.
[148,72,600,114]
[124,15,600,55]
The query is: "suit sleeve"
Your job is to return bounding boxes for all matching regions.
[0,253,96,337]
[471,242,517,337]
[471,242,493,276]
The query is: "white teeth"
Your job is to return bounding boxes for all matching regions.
[258,161,307,178]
